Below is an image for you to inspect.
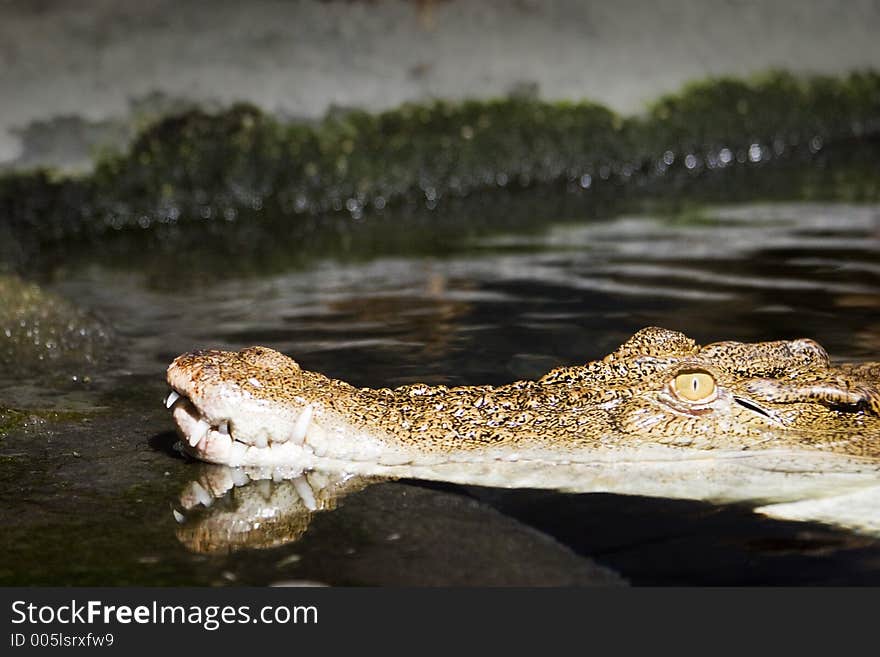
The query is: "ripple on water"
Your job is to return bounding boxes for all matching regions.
[4,200,880,586]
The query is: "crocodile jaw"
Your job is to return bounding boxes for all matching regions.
[169,394,315,468]
[165,374,416,469]
[166,389,399,469]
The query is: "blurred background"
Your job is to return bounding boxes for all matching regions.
[2,0,880,586]
[2,1,880,171]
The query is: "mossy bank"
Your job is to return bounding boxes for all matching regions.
[2,70,878,261]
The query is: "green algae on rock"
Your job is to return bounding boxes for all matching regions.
[0,274,113,377]
[1,71,879,253]
[0,408,26,436]
[632,71,880,155]
[88,96,623,226]
[0,408,98,439]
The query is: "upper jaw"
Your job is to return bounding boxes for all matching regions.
[169,393,236,461]
[163,383,318,467]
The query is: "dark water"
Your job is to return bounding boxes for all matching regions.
[2,200,880,585]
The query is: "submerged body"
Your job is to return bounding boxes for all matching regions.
[166,327,880,533]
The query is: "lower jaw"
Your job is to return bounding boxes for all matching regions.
[179,432,315,470]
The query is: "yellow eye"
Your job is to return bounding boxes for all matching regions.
[673,371,716,402]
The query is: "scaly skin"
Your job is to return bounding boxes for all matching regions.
[165,327,880,531]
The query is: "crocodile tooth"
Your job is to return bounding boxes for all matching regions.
[210,433,233,460]
[189,419,210,447]
[256,479,272,500]
[231,469,250,487]
[254,434,268,449]
[191,482,213,507]
[165,390,181,409]
[291,404,314,444]
[208,467,235,494]
[217,421,229,435]
[292,476,318,511]
[172,509,186,524]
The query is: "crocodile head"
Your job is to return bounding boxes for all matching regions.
[166,328,880,524]
[537,326,880,452]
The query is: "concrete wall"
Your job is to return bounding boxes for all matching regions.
[2,0,879,169]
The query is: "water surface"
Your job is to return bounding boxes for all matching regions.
[2,200,880,585]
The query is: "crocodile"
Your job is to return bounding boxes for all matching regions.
[165,327,880,533]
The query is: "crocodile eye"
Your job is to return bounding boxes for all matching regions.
[672,371,716,402]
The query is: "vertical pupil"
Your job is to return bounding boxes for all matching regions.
[673,371,716,401]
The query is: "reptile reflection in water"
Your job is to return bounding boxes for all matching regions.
[174,465,369,554]
[172,465,627,587]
